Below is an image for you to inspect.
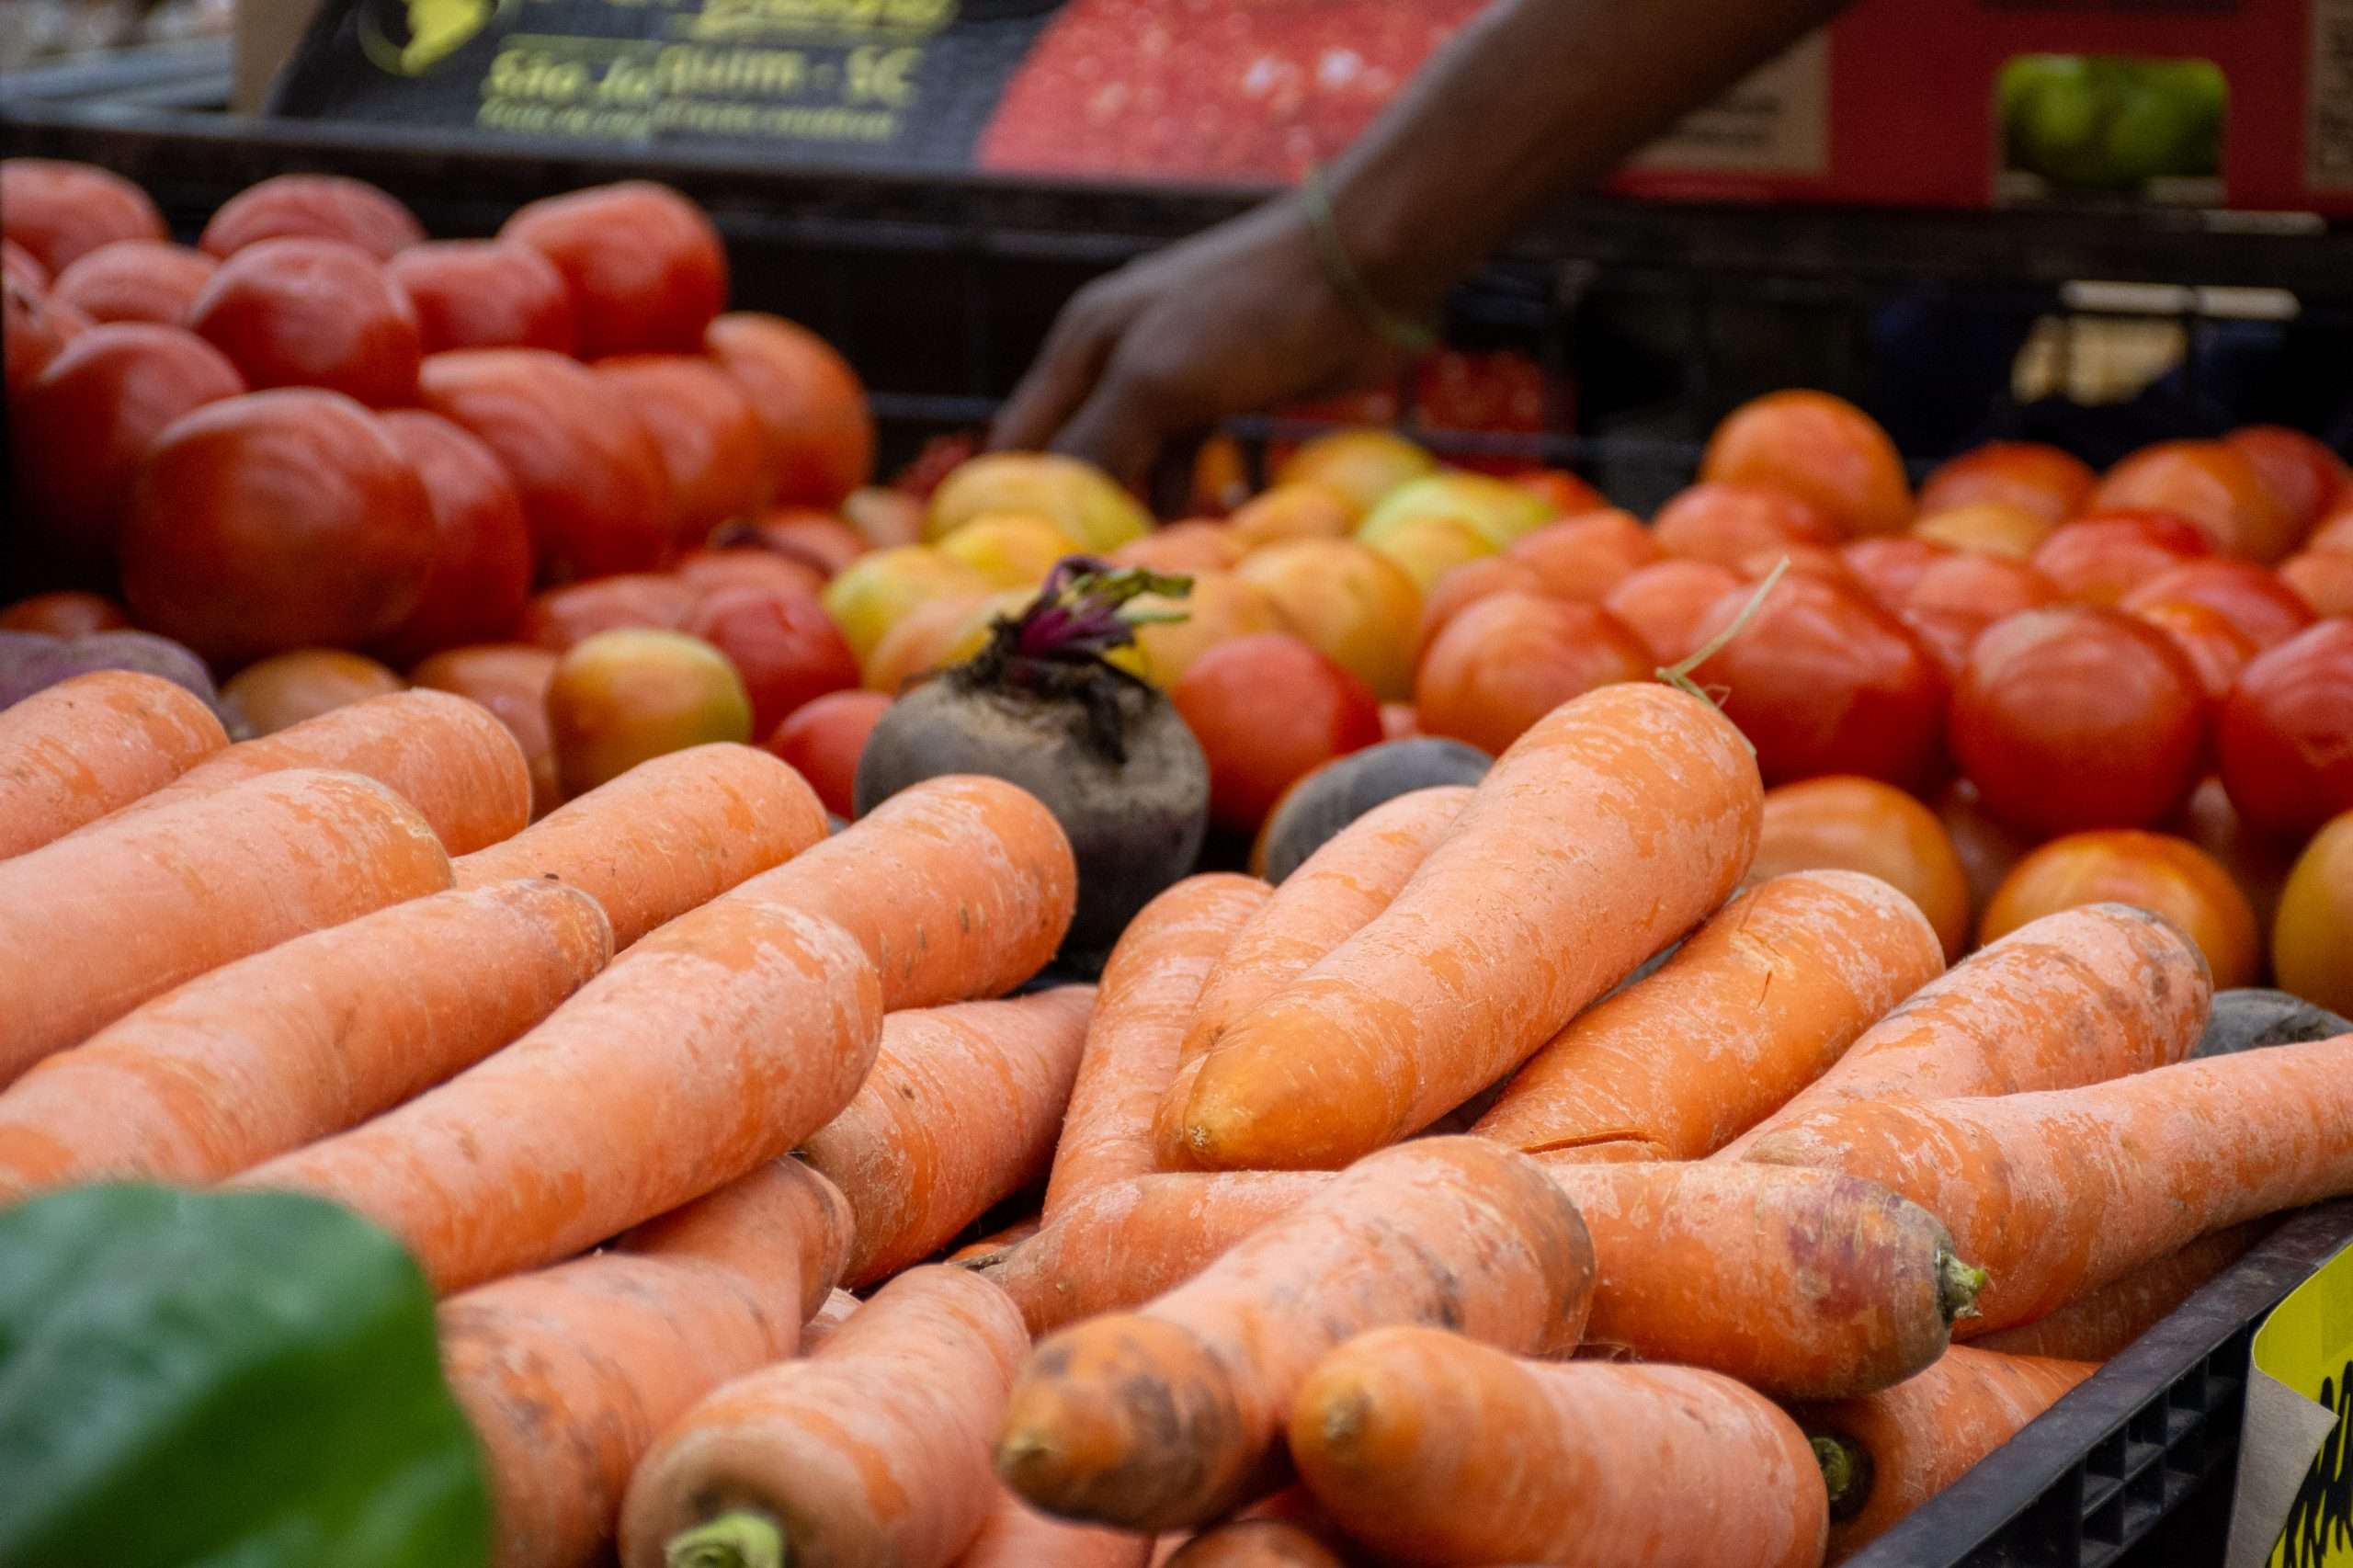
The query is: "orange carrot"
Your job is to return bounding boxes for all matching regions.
[1796,1346,2095,1559]
[0,767,451,1085]
[234,893,882,1293]
[620,1266,1030,1568]
[1473,869,1944,1161]
[719,774,1077,1008]
[1174,684,1760,1170]
[1048,874,1270,1215]
[1290,1326,1827,1568]
[454,743,826,948]
[799,1286,860,1353]
[0,879,609,1199]
[0,671,226,859]
[995,1138,1596,1529]
[1745,1034,2353,1329]
[127,688,532,853]
[803,985,1097,1286]
[1159,1492,1358,1568]
[443,1157,854,1568]
[1973,1223,2267,1361]
[1718,902,2210,1159]
[955,1489,1154,1568]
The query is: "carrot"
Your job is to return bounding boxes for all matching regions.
[0,767,451,1085]
[1796,1346,2095,1559]
[1290,1326,1827,1568]
[995,1138,1596,1529]
[1174,684,1760,1170]
[1047,874,1271,1214]
[454,743,826,949]
[719,774,1077,1008]
[1744,1034,2353,1329]
[619,1265,1030,1568]
[443,1158,854,1568]
[1717,902,2210,1159]
[955,1489,1154,1568]
[1159,1492,1358,1568]
[1973,1223,2268,1362]
[234,893,882,1293]
[0,670,226,860]
[0,879,610,1199]
[800,1286,860,1353]
[1472,869,1945,1161]
[949,1214,1044,1263]
[803,985,1097,1286]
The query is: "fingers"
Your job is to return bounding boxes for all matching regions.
[1050,373,1169,491]
[990,278,1128,456]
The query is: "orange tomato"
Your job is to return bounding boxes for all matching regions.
[1751,775,1973,960]
[410,642,562,818]
[1235,538,1422,700]
[766,688,892,819]
[222,649,406,737]
[2311,506,2353,557]
[597,356,773,550]
[0,591,129,637]
[1506,510,1659,603]
[2278,551,2353,619]
[1511,468,1610,517]
[49,240,217,326]
[1415,592,1650,756]
[2091,440,2294,562]
[1699,390,1913,538]
[385,239,577,356]
[2129,597,2260,706]
[0,158,167,275]
[2118,561,2316,652]
[2029,510,2214,606]
[1982,829,2260,990]
[1112,521,1247,574]
[1895,551,2061,678]
[519,574,697,653]
[546,628,753,798]
[1916,441,2096,527]
[1737,543,1856,585]
[1229,483,1357,550]
[503,181,727,358]
[2224,426,2347,538]
[199,174,424,261]
[1416,556,1547,653]
[1129,572,1285,688]
[1841,536,1950,611]
[1910,502,2057,561]
[706,312,875,510]
[1272,428,1438,517]
[1601,559,1744,665]
[858,590,1000,696]
[187,237,422,407]
[1171,631,1382,832]
[2274,810,2353,1015]
[1652,482,1840,568]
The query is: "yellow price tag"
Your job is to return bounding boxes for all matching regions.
[2230,1239,2353,1567]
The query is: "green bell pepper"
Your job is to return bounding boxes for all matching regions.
[0,1184,490,1568]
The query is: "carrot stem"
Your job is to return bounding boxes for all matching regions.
[666,1509,787,1568]
[1939,1252,1990,1325]
[1812,1433,1871,1523]
[1654,555,1788,755]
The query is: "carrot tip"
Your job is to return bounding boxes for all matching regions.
[666,1509,787,1568]
[1939,1251,1990,1324]
[1811,1433,1871,1522]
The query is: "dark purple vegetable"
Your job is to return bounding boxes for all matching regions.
[2194,988,2353,1059]
[0,630,222,717]
[1255,736,1492,883]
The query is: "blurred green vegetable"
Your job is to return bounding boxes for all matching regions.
[2001,53,2226,191]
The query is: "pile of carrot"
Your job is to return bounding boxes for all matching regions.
[6,673,2349,1568]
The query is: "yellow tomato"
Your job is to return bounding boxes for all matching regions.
[926,452,1150,552]
[1357,471,1557,552]
[1236,538,1422,700]
[1274,427,1438,517]
[820,545,990,664]
[2275,811,2353,1015]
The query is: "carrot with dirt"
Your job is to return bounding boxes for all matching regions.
[454,743,826,948]
[1745,1033,2353,1329]
[620,1265,1030,1568]
[953,1489,1154,1568]
[1797,1345,2095,1558]
[234,894,881,1293]
[995,1138,1596,1530]
[1047,874,1270,1214]
[0,879,610,1199]
[1973,1224,2268,1361]
[1472,869,1944,1161]
[802,985,1097,1286]
[1173,683,1761,1170]
[719,774,1077,1008]
[1290,1326,1827,1568]
[1718,902,2210,1159]
[443,1157,855,1568]
[0,767,451,1085]
[0,670,227,860]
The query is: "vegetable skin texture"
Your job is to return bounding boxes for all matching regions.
[1973,1224,2266,1361]
[0,766,451,1085]
[454,743,825,948]
[1473,869,1944,1161]
[952,1489,1153,1568]
[1177,683,1761,1170]
[1290,1326,1826,1568]
[1158,1520,1347,1568]
[995,1138,1597,1530]
[0,670,226,860]
[0,879,609,1200]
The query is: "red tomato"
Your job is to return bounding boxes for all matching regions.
[2091,440,2294,562]
[745,510,869,578]
[1981,829,2260,990]
[766,688,892,818]
[2172,776,2296,934]
[1736,543,1855,585]
[417,348,674,582]
[4,275,68,399]
[1601,558,1745,666]
[222,649,406,737]
[1841,536,1950,610]
[49,241,218,326]
[1752,775,1973,960]
[119,390,435,665]
[1173,631,1382,832]
[1699,390,1913,537]
[3,239,48,291]
[370,411,535,665]
[1512,468,1608,516]
[188,238,422,407]
[1688,573,1947,790]
[0,159,166,275]
[2218,620,2353,838]
[1895,551,2061,677]
[0,591,130,636]
[384,240,577,356]
[2029,510,2214,605]
[2118,561,2315,652]
[674,549,828,605]
[198,175,425,261]
[597,356,772,550]
[705,312,875,509]
[680,585,860,737]
[502,181,727,358]
[1950,607,2206,835]
[1416,556,1546,652]
[409,643,561,818]
[1916,441,2096,527]
[2225,426,2347,537]
[518,574,698,652]
[2129,597,2260,706]
[2313,507,2353,557]
[1504,510,1658,604]
[1652,482,1841,568]
[1415,590,1652,756]
[2279,551,2353,619]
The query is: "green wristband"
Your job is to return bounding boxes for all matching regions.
[1300,164,1439,356]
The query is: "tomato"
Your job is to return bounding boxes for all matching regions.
[369,411,535,665]
[2172,777,2296,933]
[1272,428,1438,517]
[674,548,827,604]
[1982,830,2260,989]
[222,649,406,736]
[4,275,68,400]
[1911,502,2056,561]
[1235,538,1423,700]
[2224,426,2347,537]
[119,390,434,665]
[502,182,726,358]
[1506,510,1660,603]
[767,688,892,819]
[0,159,166,275]
[2029,510,2214,605]
[1416,592,1651,756]
[2278,551,2353,619]
[3,239,48,291]
[48,241,217,326]
[2275,811,2353,1015]
[2091,440,2293,562]
[742,510,868,578]
[188,238,422,407]
[1935,778,2039,915]
[1601,559,1744,665]
[1895,551,2061,678]
[1358,472,1556,551]
[1112,521,1245,575]
[2312,507,2353,557]
[1699,390,1913,537]
[1513,468,1610,517]
[518,574,697,653]
[1652,482,1840,568]
[703,313,873,511]
[1736,543,1855,586]
[597,356,772,550]
[0,591,129,636]
[938,514,1078,588]
[547,628,753,798]
[198,175,424,261]
[2217,620,2353,838]
[384,240,577,356]
[819,546,991,668]
[2118,561,2315,652]
[861,591,1001,695]
[10,324,246,585]
[1228,483,1356,549]
[1172,631,1382,832]
[409,643,561,818]
[1841,536,1950,610]
[680,584,860,737]
[2128,597,2259,706]
[417,348,674,582]
[1372,516,1495,597]
[1417,556,1547,652]
[1129,572,1285,688]
[1751,775,1973,960]
[1950,607,2205,835]
[1915,441,2096,527]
